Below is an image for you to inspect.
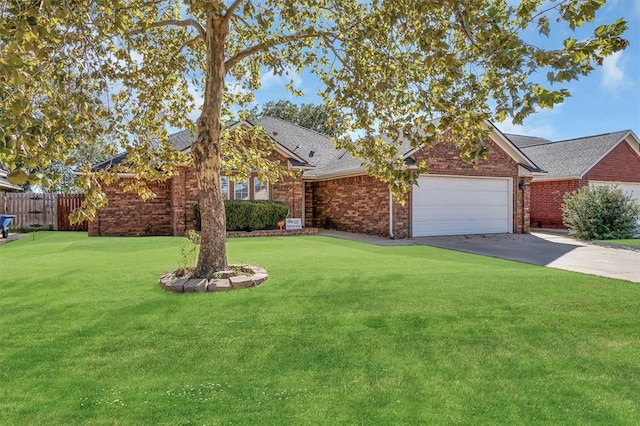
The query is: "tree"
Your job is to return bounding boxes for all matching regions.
[0,0,628,277]
[248,100,342,136]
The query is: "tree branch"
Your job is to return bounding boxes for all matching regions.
[175,35,201,57]
[527,0,572,24]
[322,34,346,66]
[223,0,244,24]
[224,30,336,71]
[149,18,206,40]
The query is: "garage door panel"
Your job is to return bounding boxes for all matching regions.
[414,190,507,206]
[413,219,509,235]
[412,176,512,237]
[416,205,509,221]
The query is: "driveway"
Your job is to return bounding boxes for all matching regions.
[318,229,640,283]
[0,233,27,245]
[415,232,640,283]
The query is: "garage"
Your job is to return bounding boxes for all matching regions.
[412,175,513,237]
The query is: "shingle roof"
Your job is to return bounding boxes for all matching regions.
[91,153,128,171]
[168,130,195,152]
[518,130,631,178]
[254,116,362,177]
[504,134,552,148]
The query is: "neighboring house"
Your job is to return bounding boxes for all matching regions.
[89,116,543,238]
[0,169,22,193]
[506,130,640,228]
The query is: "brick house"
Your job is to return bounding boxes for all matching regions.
[89,116,543,238]
[506,130,640,229]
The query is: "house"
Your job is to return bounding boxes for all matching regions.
[0,169,22,193]
[89,117,543,238]
[506,130,640,229]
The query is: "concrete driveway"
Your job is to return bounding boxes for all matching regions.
[319,229,640,283]
[415,232,640,283]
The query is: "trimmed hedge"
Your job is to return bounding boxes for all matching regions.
[194,200,289,232]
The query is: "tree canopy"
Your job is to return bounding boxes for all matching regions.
[0,0,628,276]
[248,100,341,136]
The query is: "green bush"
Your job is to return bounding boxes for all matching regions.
[194,200,289,232]
[562,185,640,240]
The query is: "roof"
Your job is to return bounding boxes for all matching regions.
[168,130,195,152]
[253,116,362,178]
[515,130,635,179]
[91,153,128,171]
[92,117,545,178]
[0,170,22,191]
[93,120,313,172]
[504,134,552,148]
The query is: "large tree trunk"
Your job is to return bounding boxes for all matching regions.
[191,13,228,278]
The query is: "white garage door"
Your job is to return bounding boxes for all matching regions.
[590,181,640,225]
[412,175,512,237]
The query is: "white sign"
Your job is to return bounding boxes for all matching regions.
[285,218,302,230]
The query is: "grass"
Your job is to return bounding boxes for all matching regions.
[1,232,640,424]
[597,239,640,247]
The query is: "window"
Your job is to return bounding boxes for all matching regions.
[253,177,269,200]
[234,180,249,200]
[221,176,229,200]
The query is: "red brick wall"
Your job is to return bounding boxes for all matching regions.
[584,141,640,182]
[411,138,519,177]
[309,175,392,237]
[392,195,411,238]
[529,179,584,228]
[88,179,173,237]
[271,174,304,219]
[171,166,199,236]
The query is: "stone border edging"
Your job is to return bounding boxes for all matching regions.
[226,228,318,238]
[159,264,268,293]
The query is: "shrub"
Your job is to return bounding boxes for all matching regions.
[562,185,640,240]
[194,200,289,232]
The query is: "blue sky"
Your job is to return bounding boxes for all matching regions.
[181,1,638,142]
[242,0,639,142]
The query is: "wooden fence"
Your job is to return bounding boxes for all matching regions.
[57,194,88,231]
[1,192,87,231]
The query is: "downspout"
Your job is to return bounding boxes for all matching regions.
[389,190,394,239]
[301,181,305,226]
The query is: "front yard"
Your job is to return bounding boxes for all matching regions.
[1,232,639,424]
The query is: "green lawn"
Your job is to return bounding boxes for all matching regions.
[1,232,639,424]
[597,239,640,247]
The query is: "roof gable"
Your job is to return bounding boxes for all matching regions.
[519,130,636,179]
[254,116,362,178]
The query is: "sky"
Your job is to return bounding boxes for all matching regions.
[186,0,639,142]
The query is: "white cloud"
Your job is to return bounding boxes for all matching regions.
[260,67,303,89]
[495,103,563,140]
[498,121,557,139]
[601,51,625,89]
[635,0,640,17]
